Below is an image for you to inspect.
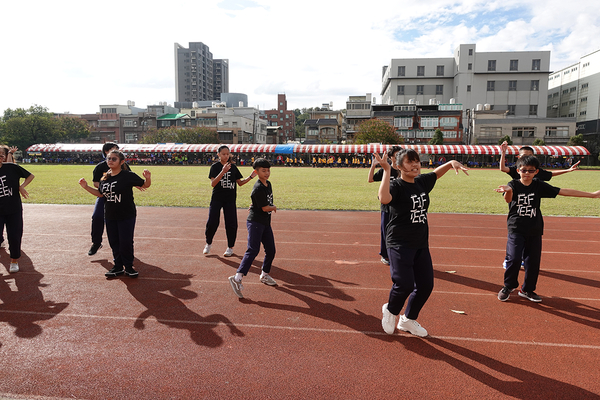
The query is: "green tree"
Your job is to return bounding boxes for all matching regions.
[1,105,62,150]
[294,108,310,139]
[498,135,512,145]
[139,127,219,144]
[60,116,91,142]
[354,119,403,144]
[532,138,546,146]
[568,133,584,146]
[429,128,444,145]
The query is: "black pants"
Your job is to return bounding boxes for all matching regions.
[105,217,136,268]
[205,198,238,248]
[91,197,106,245]
[0,212,24,259]
[504,233,542,292]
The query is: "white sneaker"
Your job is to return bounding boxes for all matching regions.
[381,303,397,335]
[223,247,234,257]
[228,276,244,298]
[9,262,19,273]
[397,315,428,337]
[203,244,211,255]
[260,273,277,286]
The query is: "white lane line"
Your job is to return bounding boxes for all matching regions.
[2,309,599,350]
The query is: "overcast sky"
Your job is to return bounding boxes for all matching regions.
[1,0,599,115]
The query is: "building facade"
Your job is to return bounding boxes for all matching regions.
[381,44,551,120]
[264,94,296,143]
[174,42,229,105]
[303,106,344,144]
[345,93,373,143]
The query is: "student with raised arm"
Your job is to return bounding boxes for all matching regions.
[375,149,469,337]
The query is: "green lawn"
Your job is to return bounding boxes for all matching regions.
[19,164,600,217]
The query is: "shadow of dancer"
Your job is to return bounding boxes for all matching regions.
[0,250,69,344]
[403,337,600,399]
[92,258,244,347]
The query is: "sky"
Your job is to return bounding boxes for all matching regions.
[1,0,599,115]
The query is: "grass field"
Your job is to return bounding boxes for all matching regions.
[19,164,600,217]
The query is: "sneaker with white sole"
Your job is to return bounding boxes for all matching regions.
[498,286,513,301]
[203,244,211,255]
[381,303,397,335]
[228,276,244,298]
[9,262,19,273]
[380,257,390,265]
[260,273,277,286]
[397,315,428,337]
[518,289,542,302]
[223,247,234,257]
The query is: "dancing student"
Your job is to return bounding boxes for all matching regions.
[495,155,600,303]
[0,145,35,273]
[79,150,151,278]
[88,142,119,256]
[0,146,17,249]
[203,145,256,257]
[368,146,401,265]
[375,149,468,337]
[228,158,277,298]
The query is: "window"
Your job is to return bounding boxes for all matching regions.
[580,111,587,116]
[420,117,439,128]
[101,108,117,114]
[398,66,405,76]
[467,85,471,92]
[568,113,575,117]
[569,100,576,105]
[582,83,589,89]
[553,92,559,97]
[436,65,444,76]
[510,60,519,71]
[532,59,541,71]
[507,105,515,115]
[479,126,503,137]
[487,81,495,91]
[417,66,425,76]
[562,89,569,95]
[488,60,496,71]
[440,117,458,127]
[416,85,424,95]
[570,87,576,93]
[468,63,472,70]
[529,105,538,116]
[436,85,443,95]
[545,126,569,137]
[513,127,535,137]
[394,117,413,128]
[468,49,473,56]
[531,80,539,91]
[509,80,517,91]
[581,97,588,102]
[397,85,405,96]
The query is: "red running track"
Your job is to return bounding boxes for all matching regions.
[1,204,599,399]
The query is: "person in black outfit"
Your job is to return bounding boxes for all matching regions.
[0,145,35,273]
[88,142,119,256]
[79,150,151,278]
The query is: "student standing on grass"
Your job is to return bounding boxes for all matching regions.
[375,149,469,337]
[88,142,119,256]
[203,145,256,257]
[228,158,277,299]
[0,145,35,273]
[498,141,579,269]
[495,155,599,303]
[79,150,151,278]
[368,145,401,265]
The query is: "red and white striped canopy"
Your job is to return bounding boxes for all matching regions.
[26,143,590,156]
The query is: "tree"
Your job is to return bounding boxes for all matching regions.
[429,129,444,145]
[568,133,584,146]
[498,135,512,145]
[1,105,62,150]
[354,119,403,144]
[139,126,219,144]
[294,108,310,139]
[60,116,91,143]
[532,138,545,146]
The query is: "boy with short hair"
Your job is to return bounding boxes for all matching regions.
[228,158,277,298]
[495,155,600,302]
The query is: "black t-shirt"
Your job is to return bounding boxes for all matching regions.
[506,178,560,236]
[507,166,552,181]
[0,163,32,215]
[99,171,145,220]
[386,172,437,249]
[247,180,273,226]
[373,168,399,213]
[93,160,110,183]
[209,162,243,202]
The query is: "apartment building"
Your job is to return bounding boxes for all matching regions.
[303,105,344,144]
[174,42,229,105]
[381,44,551,121]
[547,49,600,137]
[345,93,373,143]
[264,94,296,143]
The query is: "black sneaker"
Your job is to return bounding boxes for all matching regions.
[498,286,514,301]
[88,243,102,256]
[124,266,139,278]
[105,267,124,277]
[518,290,542,302]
